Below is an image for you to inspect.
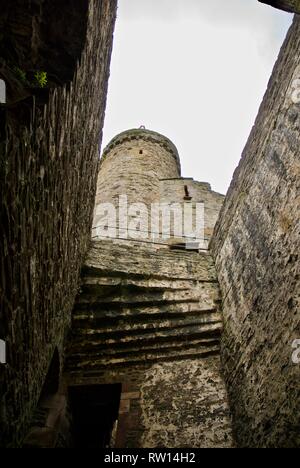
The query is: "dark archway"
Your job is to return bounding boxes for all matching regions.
[69,384,122,448]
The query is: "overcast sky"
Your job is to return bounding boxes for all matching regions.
[103,0,292,195]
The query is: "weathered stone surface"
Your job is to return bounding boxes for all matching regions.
[211,17,300,448]
[101,128,181,171]
[259,0,300,13]
[95,129,181,214]
[67,357,234,448]
[94,128,224,246]
[23,394,71,448]
[67,124,230,447]
[140,358,233,448]
[0,0,117,448]
[0,0,89,99]
[67,240,223,372]
[159,178,224,246]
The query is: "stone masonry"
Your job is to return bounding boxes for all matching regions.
[211,15,300,448]
[0,0,299,449]
[93,129,224,248]
[0,0,117,448]
[66,129,233,447]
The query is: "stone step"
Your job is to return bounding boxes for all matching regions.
[71,311,222,335]
[77,283,219,305]
[90,240,208,259]
[81,275,199,291]
[77,291,204,306]
[67,344,220,370]
[67,336,219,358]
[73,303,219,321]
[83,265,216,283]
[69,322,221,347]
[84,241,217,282]
[67,239,221,374]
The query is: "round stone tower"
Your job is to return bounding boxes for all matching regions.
[93,127,224,247]
[95,128,181,208]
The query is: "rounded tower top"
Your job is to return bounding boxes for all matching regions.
[101,128,181,174]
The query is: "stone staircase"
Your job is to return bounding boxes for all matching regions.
[66,240,223,374]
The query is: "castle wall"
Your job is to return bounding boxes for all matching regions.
[0,0,117,447]
[68,358,233,448]
[159,178,224,245]
[211,17,300,448]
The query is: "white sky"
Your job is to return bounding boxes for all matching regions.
[102,0,293,194]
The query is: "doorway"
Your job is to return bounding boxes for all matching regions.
[68,384,122,448]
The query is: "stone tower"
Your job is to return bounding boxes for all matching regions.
[95,128,181,207]
[93,128,224,249]
[66,128,233,448]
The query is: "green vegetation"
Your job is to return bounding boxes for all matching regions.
[13,67,48,88]
[34,71,48,88]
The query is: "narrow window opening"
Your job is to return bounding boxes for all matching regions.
[184,185,192,201]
